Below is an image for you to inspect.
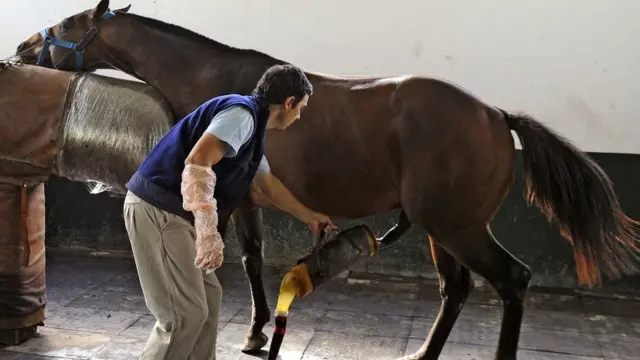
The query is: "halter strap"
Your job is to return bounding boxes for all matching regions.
[36,10,115,71]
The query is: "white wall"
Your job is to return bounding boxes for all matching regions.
[2,0,638,154]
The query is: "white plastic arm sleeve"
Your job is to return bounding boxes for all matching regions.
[180,164,224,269]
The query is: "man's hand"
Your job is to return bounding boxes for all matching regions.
[194,233,225,270]
[253,171,338,235]
[301,211,337,235]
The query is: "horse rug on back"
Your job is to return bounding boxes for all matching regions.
[57,72,174,194]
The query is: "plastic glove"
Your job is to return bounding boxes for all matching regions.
[194,228,224,270]
[181,164,225,271]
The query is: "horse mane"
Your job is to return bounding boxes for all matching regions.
[0,57,26,70]
[118,12,281,61]
[116,12,386,86]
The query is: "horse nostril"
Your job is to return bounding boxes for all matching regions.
[16,43,26,53]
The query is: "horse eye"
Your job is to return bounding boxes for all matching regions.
[60,19,72,32]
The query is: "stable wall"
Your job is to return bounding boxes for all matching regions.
[1,0,639,293]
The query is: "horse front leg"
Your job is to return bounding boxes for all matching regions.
[232,188,271,353]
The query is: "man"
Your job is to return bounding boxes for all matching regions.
[122,64,336,360]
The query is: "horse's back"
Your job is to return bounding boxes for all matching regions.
[57,72,175,191]
[0,63,72,185]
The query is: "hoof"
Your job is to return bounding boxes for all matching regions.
[395,352,423,360]
[240,332,268,353]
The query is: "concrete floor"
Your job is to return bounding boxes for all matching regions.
[1,251,639,360]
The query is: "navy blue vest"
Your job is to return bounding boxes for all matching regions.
[126,94,270,223]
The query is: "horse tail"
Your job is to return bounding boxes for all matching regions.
[500,108,640,287]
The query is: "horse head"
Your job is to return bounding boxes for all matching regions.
[15,0,130,71]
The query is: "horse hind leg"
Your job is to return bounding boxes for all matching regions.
[434,225,532,360]
[231,195,271,353]
[399,236,473,360]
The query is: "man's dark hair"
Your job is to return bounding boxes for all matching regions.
[252,64,313,107]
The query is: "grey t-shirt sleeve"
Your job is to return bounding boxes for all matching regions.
[204,105,254,157]
[203,105,271,173]
[257,155,270,173]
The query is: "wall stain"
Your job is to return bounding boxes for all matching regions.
[411,40,422,58]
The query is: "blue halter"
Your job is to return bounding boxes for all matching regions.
[36,10,116,71]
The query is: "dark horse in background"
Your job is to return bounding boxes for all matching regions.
[16,1,640,359]
[0,57,176,342]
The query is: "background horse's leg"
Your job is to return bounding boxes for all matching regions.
[217,210,232,240]
[438,225,532,360]
[231,195,270,353]
[400,236,473,360]
[378,210,412,247]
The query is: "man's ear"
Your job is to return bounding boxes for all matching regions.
[283,96,295,109]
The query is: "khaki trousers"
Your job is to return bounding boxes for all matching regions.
[123,191,222,360]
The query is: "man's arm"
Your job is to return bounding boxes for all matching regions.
[181,106,252,270]
[181,133,227,270]
[253,164,336,234]
[185,133,226,167]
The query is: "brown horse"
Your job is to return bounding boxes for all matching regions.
[16,1,640,359]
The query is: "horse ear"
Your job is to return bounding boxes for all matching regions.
[115,4,131,13]
[90,0,110,20]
